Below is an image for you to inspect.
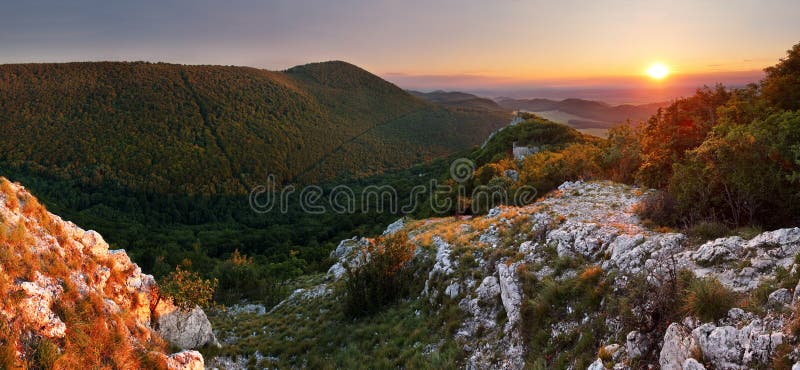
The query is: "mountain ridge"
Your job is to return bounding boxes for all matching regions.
[0,61,508,194]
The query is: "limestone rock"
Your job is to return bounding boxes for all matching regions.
[382,217,405,236]
[626,331,651,359]
[683,358,706,370]
[768,288,792,308]
[497,262,523,326]
[166,350,205,370]
[659,323,693,370]
[587,358,605,370]
[157,302,220,349]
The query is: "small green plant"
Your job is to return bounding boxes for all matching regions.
[682,277,736,322]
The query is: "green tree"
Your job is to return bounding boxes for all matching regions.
[762,42,800,111]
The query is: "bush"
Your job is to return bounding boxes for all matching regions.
[636,190,678,226]
[682,277,736,322]
[343,232,416,317]
[213,250,289,308]
[686,222,730,243]
[158,266,218,311]
[26,337,60,370]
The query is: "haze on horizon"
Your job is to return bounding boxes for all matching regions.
[2,0,798,102]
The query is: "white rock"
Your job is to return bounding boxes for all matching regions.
[692,236,744,265]
[445,282,460,299]
[587,358,605,370]
[497,262,523,326]
[626,330,650,359]
[659,323,692,370]
[157,304,219,349]
[682,358,706,370]
[476,276,500,302]
[382,218,405,236]
[767,288,792,308]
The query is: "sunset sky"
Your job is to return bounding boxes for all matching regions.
[2,0,798,100]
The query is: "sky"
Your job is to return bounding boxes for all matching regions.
[1,0,798,102]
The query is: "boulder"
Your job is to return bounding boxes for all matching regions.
[156,302,219,349]
[692,236,744,265]
[659,323,693,370]
[497,262,523,326]
[768,288,792,308]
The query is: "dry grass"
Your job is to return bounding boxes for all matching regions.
[0,178,170,369]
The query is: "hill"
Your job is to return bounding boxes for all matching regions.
[0,61,508,194]
[409,90,508,112]
[205,181,800,368]
[496,97,666,131]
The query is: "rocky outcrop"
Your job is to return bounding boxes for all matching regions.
[0,178,210,369]
[215,180,800,369]
[156,302,220,349]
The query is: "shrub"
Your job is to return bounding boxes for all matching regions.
[343,232,416,317]
[26,337,60,370]
[213,250,289,307]
[686,222,730,243]
[636,190,678,226]
[682,277,736,322]
[158,266,218,311]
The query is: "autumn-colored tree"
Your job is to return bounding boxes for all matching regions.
[158,266,218,311]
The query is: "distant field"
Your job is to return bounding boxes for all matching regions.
[530,110,610,137]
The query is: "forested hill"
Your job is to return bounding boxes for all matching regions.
[0,61,508,194]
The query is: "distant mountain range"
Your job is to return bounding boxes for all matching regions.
[409,90,506,112]
[496,97,668,129]
[0,61,508,194]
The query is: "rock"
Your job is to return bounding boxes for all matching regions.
[659,323,693,370]
[476,276,500,302]
[487,207,502,218]
[587,358,605,370]
[793,278,800,305]
[156,303,219,349]
[692,324,741,369]
[16,272,66,338]
[793,362,800,370]
[166,350,204,370]
[504,169,519,182]
[683,358,706,370]
[382,217,405,236]
[626,330,650,359]
[81,230,109,258]
[692,236,744,265]
[445,282,460,299]
[768,288,792,308]
[327,263,347,280]
[496,262,523,326]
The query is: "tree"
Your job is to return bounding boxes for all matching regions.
[762,42,800,111]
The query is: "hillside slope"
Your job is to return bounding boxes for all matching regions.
[207,181,800,369]
[0,61,508,194]
[0,177,215,369]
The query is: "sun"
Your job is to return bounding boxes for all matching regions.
[646,63,670,80]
